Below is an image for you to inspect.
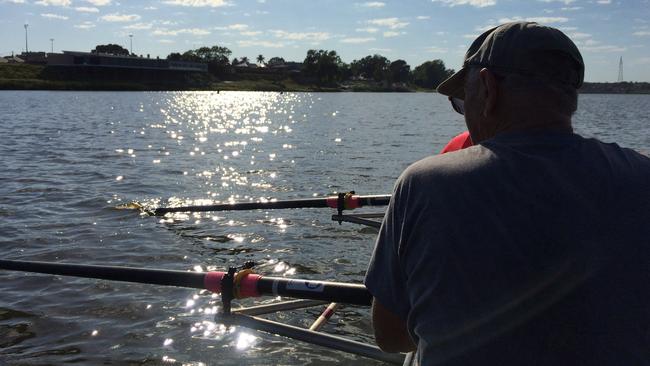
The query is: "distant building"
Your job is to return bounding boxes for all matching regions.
[47,51,207,72]
[20,52,48,64]
[3,55,24,63]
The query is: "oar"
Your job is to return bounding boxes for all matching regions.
[148,193,391,216]
[0,260,371,306]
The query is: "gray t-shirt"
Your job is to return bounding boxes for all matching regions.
[365,131,650,366]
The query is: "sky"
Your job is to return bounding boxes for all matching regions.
[1,0,649,82]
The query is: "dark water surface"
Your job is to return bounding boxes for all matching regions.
[0,91,648,365]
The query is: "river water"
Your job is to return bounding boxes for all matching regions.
[0,91,648,365]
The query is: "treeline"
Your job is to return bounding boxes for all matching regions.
[162,44,454,89]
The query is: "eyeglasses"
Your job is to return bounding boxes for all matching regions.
[449,96,464,115]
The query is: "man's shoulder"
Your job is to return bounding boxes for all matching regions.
[400,145,495,184]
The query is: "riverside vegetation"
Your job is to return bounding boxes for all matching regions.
[1,44,648,93]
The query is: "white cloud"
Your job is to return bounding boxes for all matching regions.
[159,39,175,44]
[369,47,391,52]
[632,57,650,65]
[537,0,575,4]
[240,30,262,36]
[35,0,71,6]
[101,13,141,22]
[340,37,375,43]
[431,0,496,7]
[85,0,111,5]
[124,22,153,30]
[163,0,230,7]
[356,27,379,33]
[416,16,431,20]
[596,0,611,4]
[561,6,582,11]
[4,0,26,3]
[41,12,68,19]
[498,16,569,24]
[569,32,591,39]
[152,27,211,36]
[582,44,626,52]
[383,31,400,37]
[216,23,248,30]
[238,40,285,48]
[74,21,95,29]
[360,1,385,7]
[75,6,99,12]
[426,46,448,53]
[367,17,409,29]
[633,31,650,36]
[270,30,331,41]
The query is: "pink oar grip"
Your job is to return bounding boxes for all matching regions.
[203,271,262,298]
[326,195,361,209]
[239,273,262,298]
[204,271,225,293]
[326,197,338,208]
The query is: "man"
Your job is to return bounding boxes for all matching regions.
[365,22,650,365]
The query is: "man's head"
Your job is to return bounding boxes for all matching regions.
[438,22,584,143]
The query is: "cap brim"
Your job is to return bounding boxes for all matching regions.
[436,67,467,99]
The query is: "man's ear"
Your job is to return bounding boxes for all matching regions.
[479,68,499,117]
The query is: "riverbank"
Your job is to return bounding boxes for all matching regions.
[1,64,648,93]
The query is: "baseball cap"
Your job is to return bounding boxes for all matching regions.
[437,21,584,99]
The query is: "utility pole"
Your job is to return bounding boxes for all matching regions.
[50,38,54,53]
[617,56,623,82]
[24,23,29,55]
[129,34,133,56]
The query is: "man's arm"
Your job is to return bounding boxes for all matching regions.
[371,297,417,353]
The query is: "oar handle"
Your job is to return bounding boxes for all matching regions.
[0,260,372,306]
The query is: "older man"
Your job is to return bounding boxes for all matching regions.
[365,22,650,365]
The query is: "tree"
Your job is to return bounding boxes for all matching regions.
[240,56,250,65]
[351,54,390,81]
[389,59,410,84]
[256,54,265,66]
[303,49,343,85]
[267,57,285,67]
[411,60,454,89]
[92,44,129,56]
[166,52,183,61]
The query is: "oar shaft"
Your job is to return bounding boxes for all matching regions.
[152,194,391,215]
[0,260,372,306]
[0,260,207,289]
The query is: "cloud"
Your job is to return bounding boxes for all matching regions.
[85,0,111,5]
[41,13,68,19]
[632,57,650,65]
[215,23,249,30]
[426,46,448,53]
[633,31,650,36]
[431,0,496,7]
[369,47,391,52]
[359,1,385,7]
[240,30,262,36]
[152,27,211,36]
[101,13,141,22]
[416,16,431,20]
[561,6,582,10]
[537,0,575,4]
[367,17,409,29]
[596,0,611,4]
[74,21,95,29]
[124,22,153,30]
[356,27,379,33]
[75,6,99,12]
[340,37,375,43]
[582,44,626,52]
[35,0,71,5]
[270,30,331,41]
[4,0,26,3]
[569,32,591,39]
[238,40,285,48]
[498,16,569,24]
[163,0,230,7]
[383,31,401,37]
